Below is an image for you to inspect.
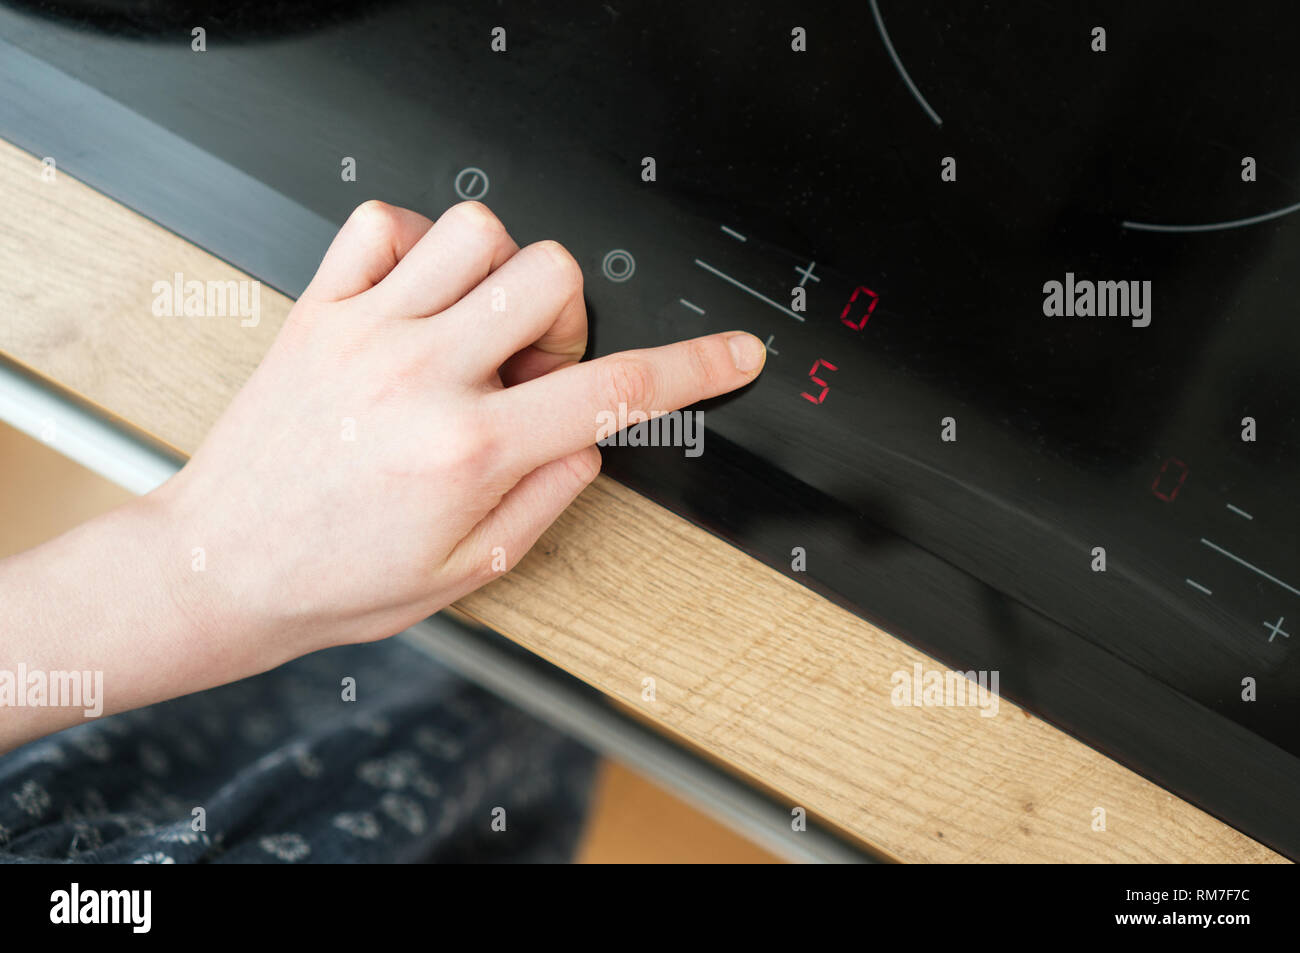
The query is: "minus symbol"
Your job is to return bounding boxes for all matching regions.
[1226,503,1254,520]
[679,298,705,315]
[720,225,748,242]
[1185,578,1213,596]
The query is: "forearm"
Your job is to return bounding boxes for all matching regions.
[0,492,262,753]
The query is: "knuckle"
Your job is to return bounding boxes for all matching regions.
[563,446,602,486]
[349,199,402,240]
[600,356,656,412]
[447,200,506,244]
[451,422,497,470]
[472,551,509,586]
[685,336,724,391]
[532,240,584,296]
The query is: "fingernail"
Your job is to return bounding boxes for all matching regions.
[727,332,766,372]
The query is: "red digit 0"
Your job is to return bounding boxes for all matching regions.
[1151,457,1189,502]
[840,286,880,330]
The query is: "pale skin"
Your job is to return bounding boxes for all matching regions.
[0,200,766,753]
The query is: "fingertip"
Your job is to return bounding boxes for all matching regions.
[725,331,767,374]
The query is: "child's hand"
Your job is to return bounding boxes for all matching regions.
[158,200,766,667]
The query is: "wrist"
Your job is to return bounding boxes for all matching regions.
[127,482,287,685]
[0,485,275,750]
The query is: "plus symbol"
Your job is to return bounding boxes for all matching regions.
[795,261,820,287]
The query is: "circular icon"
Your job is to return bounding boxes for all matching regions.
[601,249,635,282]
[454,166,490,201]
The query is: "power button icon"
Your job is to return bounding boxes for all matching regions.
[453,167,489,201]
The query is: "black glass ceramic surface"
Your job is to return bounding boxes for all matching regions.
[1,1,1296,855]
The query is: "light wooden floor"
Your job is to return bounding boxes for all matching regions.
[577,760,779,863]
[0,421,776,863]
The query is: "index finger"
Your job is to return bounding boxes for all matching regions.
[487,331,767,475]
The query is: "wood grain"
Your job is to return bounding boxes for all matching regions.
[0,137,1282,862]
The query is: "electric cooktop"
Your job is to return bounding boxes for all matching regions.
[1,1,1296,856]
